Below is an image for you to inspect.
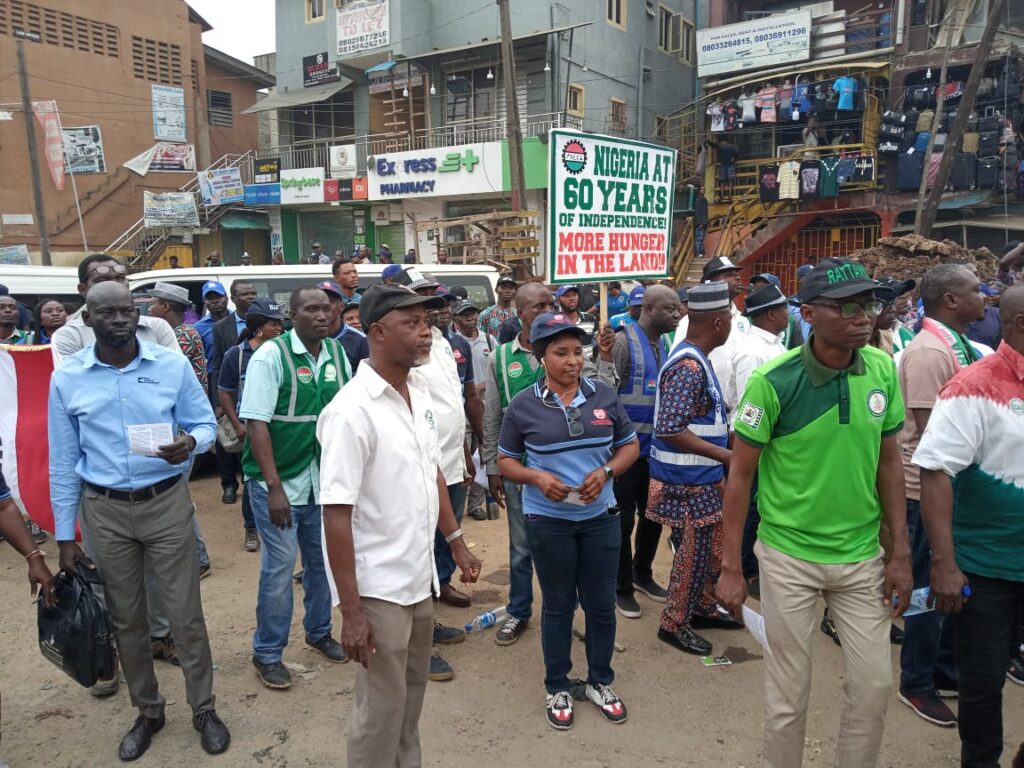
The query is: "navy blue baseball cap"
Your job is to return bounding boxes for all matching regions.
[529,312,588,345]
[381,264,403,280]
[202,280,226,296]
[628,286,646,306]
[555,284,579,298]
[315,279,345,300]
[246,297,284,321]
[751,272,781,287]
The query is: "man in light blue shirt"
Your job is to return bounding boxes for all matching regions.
[49,282,229,761]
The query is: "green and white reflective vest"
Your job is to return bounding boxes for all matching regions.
[242,332,350,482]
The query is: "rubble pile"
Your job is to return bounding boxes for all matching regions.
[852,234,999,283]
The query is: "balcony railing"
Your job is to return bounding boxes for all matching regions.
[254,112,564,175]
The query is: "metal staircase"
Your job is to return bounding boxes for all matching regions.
[105,151,255,271]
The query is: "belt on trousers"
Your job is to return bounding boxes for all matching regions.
[86,474,182,503]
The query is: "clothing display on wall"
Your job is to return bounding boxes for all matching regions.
[756,86,779,123]
[778,160,801,200]
[832,76,858,111]
[799,160,821,198]
[759,163,780,202]
[818,156,841,197]
[739,92,757,124]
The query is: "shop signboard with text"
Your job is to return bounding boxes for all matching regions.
[547,129,675,284]
[244,184,281,206]
[696,11,811,79]
[303,52,340,87]
[280,167,325,205]
[337,0,389,57]
[367,143,502,200]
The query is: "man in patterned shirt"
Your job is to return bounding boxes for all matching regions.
[478,276,517,337]
[147,283,208,389]
[648,282,741,657]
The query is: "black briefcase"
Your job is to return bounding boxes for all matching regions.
[37,571,117,688]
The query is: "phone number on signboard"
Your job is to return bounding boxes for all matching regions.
[701,28,806,52]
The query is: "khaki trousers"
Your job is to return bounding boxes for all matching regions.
[756,540,891,768]
[81,479,215,719]
[347,597,433,768]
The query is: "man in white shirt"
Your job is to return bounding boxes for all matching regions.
[51,254,180,368]
[727,282,791,598]
[727,283,790,414]
[319,285,481,768]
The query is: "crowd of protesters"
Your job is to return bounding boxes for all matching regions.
[0,239,1021,767]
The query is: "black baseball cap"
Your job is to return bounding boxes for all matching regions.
[798,258,878,303]
[529,312,588,345]
[874,276,916,303]
[496,275,517,287]
[359,284,445,327]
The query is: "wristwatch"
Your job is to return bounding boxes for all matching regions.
[603,465,614,481]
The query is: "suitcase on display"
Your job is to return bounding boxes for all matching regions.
[977,131,999,155]
[976,157,998,189]
[913,131,932,153]
[961,132,980,153]
[897,153,925,191]
[951,153,977,189]
[932,134,947,152]
[978,115,1001,133]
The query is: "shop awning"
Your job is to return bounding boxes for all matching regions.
[217,211,270,230]
[364,61,397,74]
[937,190,995,210]
[242,79,352,114]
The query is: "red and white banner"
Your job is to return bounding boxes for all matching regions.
[0,346,56,532]
[32,100,65,192]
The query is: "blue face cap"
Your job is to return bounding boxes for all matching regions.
[529,312,588,345]
[381,264,403,280]
[202,280,226,297]
[554,285,579,298]
[628,286,646,306]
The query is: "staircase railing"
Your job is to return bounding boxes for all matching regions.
[106,150,255,270]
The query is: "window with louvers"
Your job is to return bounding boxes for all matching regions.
[0,0,119,57]
[132,36,183,86]
[207,90,233,127]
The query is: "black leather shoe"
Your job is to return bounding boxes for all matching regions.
[658,627,712,655]
[193,709,231,755]
[222,487,238,504]
[691,605,744,631]
[118,713,165,761]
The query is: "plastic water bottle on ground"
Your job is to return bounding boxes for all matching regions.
[465,605,508,633]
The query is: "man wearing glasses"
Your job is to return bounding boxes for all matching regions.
[51,254,180,368]
[717,258,913,768]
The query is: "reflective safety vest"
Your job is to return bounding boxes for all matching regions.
[496,341,543,411]
[648,342,728,486]
[619,323,668,458]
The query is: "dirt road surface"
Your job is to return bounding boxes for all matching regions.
[1,474,1021,766]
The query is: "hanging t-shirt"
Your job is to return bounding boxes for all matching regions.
[723,102,742,131]
[833,77,858,111]
[756,87,779,123]
[706,103,725,132]
[818,156,841,197]
[837,157,857,184]
[778,160,801,200]
[793,79,812,117]
[778,84,793,113]
[695,143,708,174]
[799,160,821,199]
[739,93,757,124]
[759,163,780,202]
[851,155,876,183]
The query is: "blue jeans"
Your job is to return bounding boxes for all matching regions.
[241,485,255,530]
[504,479,533,621]
[435,483,468,587]
[248,480,332,663]
[525,510,621,695]
[900,498,958,693]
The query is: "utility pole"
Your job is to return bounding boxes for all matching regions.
[916,0,1006,237]
[913,14,955,229]
[497,0,527,212]
[16,36,51,265]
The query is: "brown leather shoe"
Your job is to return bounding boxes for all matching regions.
[438,583,471,608]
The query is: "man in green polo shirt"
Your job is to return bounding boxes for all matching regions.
[717,258,912,768]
